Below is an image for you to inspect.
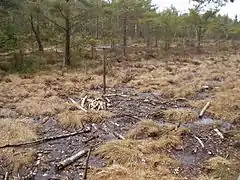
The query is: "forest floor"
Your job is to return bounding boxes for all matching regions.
[0,45,239,180]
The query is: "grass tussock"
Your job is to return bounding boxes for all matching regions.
[95,120,184,165]
[0,118,39,171]
[163,108,198,123]
[58,110,113,129]
[89,164,179,180]
[127,119,162,139]
[15,96,68,116]
[95,139,143,165]
[203,156,239,180]
[94,120,184,180]
[189,86,240,122]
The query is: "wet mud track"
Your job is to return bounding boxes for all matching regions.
[1,85,239,179]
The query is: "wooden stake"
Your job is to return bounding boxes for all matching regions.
[83,147,92,180]
[103,48,107,94]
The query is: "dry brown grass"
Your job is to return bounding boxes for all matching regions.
[15,95,68,116]
[58,110,113,129]
[89,164,179,180]
[128,53,239,123]
[203,156,239,180]
[189,84,240,123]
[95,139,143,165]
[95,120,184,164]
[163,108,198,123]
[93,119,185,180]
[127,119,162,139]
[0,118,39,171]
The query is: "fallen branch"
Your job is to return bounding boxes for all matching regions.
[113,132,125,140]
[193,135,205,148]
[83,147,92,180]
[69,97,87,112]
[56,149,88,170]
[199,102,211,118]
[82,136,98,144]
[214,128,224,139]
[4,172,8,180]
[109,121,120,127]
[104,93,129,98]
[0,128,91,149]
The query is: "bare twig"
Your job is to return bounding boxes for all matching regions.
[109,121,120,127]
[105,93,129,98]
[214,129,224,139]
[4,172,8,180]
[113,132,125,140]
[56,149,88,170]
[41,13,66,31]
[83,147,92,180]
[0,128,90,149]
[199,102,211,118]
[82,136,98,144]
[69,97,87,112]
[193,135,205,148]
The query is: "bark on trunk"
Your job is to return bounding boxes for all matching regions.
[123,15,127,56]
[30,15,44,52]
[196,26,201,52]
[65,0,71,66]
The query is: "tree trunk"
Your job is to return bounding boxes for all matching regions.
[64,0,71,66]
[123,15,127,56]
[196,26,201,52]
[154,39,158,47]
[30,15,44,52]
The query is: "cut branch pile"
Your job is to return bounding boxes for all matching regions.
[69,95,112,111]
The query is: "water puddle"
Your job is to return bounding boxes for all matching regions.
[174,153,196,165]
[194,118,214,125]
[180,154,196,165]
[186,117,234,131]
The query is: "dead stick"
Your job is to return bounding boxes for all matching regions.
[199,102,211,118]
[113,132,125,140]
[82,136,98,144]
[193,135,205,148]
[214,129,224,139]
[0,128,90,149]
[69,97,87,112]
[56,149,88,170]
[83,147,92,180]
[4,172,8,180]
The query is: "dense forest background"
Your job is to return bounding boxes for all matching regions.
[0,0,239,74]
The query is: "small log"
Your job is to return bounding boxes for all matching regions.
[56,149,88,170]
[113,132,125,140]
[69,97,87,112]
[199,102,211,118]
[0,128,91,149]
[214,129,224,139]
[193,135,205,148]
[83,147,92,180]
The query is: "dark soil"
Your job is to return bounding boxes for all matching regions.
[0,85,239,180]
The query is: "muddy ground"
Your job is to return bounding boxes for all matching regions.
[0,85,239,179]
[0,46,239,180]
